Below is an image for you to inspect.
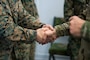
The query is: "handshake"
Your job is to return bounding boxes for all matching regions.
[36,16,86,45]
[36,24,57,44]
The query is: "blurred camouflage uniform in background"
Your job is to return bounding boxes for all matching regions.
[0,0,44,60]
[13,0,39,60]
[55,0,90,60]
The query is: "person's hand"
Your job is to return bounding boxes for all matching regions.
[42,24,54,31]
[36,28,49,44]
[45,28,56,42]
[69,16,85,37]
[42,24,57,43]
[36,26,57,44]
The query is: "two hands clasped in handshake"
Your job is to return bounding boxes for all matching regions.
[36,16,86,45]
[36,25,56,45]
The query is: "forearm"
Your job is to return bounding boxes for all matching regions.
[0,3,37,43]
[57,0,74,37]
[0,16,37,42]
[54,22,70,37]
[7,26,37,42]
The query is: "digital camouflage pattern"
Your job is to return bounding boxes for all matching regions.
[81,21,90,42]
[55,22,69,37]
[13,0,38,60]
[0,0,44,60]
[55,0,90,60]
[78,21,90,60]
[13,42,36,60]
[22,0,39,18]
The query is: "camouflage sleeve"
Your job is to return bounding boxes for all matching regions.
[81,21,90,42]
[54,0,74,37]
[54,22,70,37]
[0,1,37,43]
[64,0,74,21]
[18,0,44,30]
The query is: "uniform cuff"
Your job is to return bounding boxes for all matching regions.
[39,23,45,28]
[26,30,37,43]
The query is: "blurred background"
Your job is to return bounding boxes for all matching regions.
[34,0,70,60]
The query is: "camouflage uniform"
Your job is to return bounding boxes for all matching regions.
[0,0,44,60]
[22,0,38,18]
[78,21,90,60]
[55,0,90,60]
[13,0,39,60]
